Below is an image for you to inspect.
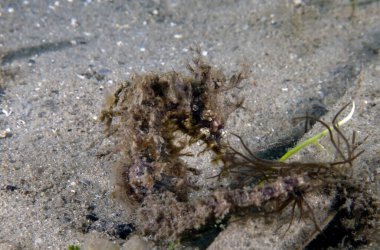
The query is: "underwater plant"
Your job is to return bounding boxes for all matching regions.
[100,51,376,247]
[100,48,249,206]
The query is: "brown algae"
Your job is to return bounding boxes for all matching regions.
[100,52,377,246]
[100,50,248,205]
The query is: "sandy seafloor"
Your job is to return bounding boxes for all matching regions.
[0,0,380,249]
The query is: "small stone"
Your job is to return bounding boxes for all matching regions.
[0,128,11,138]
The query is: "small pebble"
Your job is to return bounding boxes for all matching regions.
[0,128,11,138]
[375,64,380,72]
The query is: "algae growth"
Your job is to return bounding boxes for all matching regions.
[100,49,248,207]
[100,51,378,248]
